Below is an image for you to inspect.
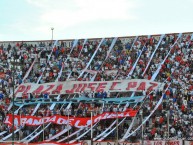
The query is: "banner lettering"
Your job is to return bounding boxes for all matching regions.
[144,140,183,145]
[14,79,163,97]
[4,110,137,128]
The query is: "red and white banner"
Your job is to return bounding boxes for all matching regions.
[144,140,183,145]
[104,70,118,76]
[93,141,140,145]
[0,142,82,145]
[185,141,193,145]
[4,110,137,128]
[85,69,97,74]
[14,79,162,97]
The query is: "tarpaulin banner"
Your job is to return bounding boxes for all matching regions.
[144,140,183,145]
[0,142,82,145]
[104,70,118,76]
[14,79,163,97]
[185,141,193,145]
[93,141,140,145]
[4,110,137,128]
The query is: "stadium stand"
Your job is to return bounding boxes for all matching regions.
[0,32,193,145]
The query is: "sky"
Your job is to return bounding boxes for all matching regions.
[0,0,193,41]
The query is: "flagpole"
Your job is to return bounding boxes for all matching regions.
[68,109,70,144]
[167,110,170,138]
[43,112,45,141]
[19,110,21,141]
[140,110,144,145]
[91,110,93,145]
[116,109,118,145]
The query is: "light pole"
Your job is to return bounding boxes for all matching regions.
[43,112,45,141]
[19,110,22,141]
[167,110,170,139]
[67,109,70,144]
[116,107,119,145]
[51,27,54,42]
[90,100,95,145]
[140,110,144,145]
[91,109,93,145]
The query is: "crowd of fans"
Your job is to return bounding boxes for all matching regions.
[0,32,193,143]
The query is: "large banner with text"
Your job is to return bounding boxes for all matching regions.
[0,142,82,145]
[15,79,163,97]
[4,110,137,128]
[93,141,140,145]
[144,140,183,145]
